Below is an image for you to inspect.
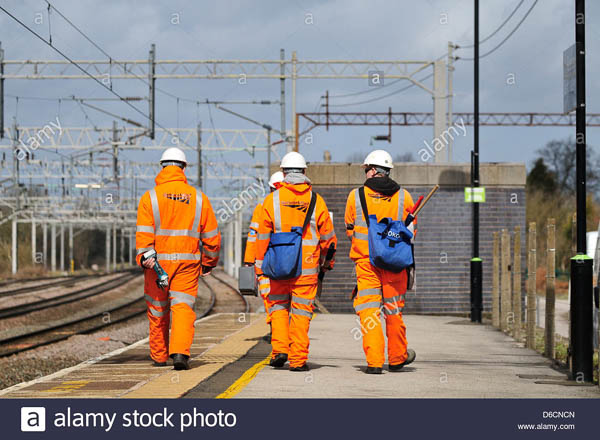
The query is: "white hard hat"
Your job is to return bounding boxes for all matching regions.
[363,149,394,169]
[160,147,187,165]
[268,171,284,189]
[280,151,307,169]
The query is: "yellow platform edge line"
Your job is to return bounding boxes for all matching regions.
[216,355,270,399]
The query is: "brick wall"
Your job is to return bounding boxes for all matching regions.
[314,184,526,315]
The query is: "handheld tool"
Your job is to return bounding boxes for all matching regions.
[317,243,336,298]
[404,184,439,227]
[142,249,169,289]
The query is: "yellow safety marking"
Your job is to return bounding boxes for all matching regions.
[216,355,270,399]
[122,315,269,398]
[43,380,89,393]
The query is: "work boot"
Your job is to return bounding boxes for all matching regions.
[389,349,416,372]
[269,353,288,368]
[365,366,383,374]
[152,360,167,367]
[289,364,309,372]
[171,353,190,371]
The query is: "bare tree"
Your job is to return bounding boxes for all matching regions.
[535,138,600,195]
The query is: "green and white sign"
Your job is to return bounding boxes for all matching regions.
[465,187,486,203]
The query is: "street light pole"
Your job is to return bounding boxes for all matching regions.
[570,0,593,382]
[470,0,482,323]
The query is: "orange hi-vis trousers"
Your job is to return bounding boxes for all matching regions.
[144,261,200,363]
[268,279,317,368]
[257,275,272,324]
[352,259,408,368]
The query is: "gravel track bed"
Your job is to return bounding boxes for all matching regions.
[1,273,126,308]
[0,275,143,336]
[0,277,70,294]
[0,269,262,391]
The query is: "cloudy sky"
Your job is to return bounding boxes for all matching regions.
[0,0,599,193]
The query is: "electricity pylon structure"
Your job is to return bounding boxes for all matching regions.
[0,45,450,274]
[0,45,450,160]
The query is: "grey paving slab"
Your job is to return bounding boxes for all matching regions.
[235,314,600,398]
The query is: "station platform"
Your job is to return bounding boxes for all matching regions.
[1,313,598,399]
[0,313,268,399]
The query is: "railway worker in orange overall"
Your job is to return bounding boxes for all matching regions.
[255,152,337,371]
[243,171,284,339]
[136,147,221,370]
[345,149,417,374]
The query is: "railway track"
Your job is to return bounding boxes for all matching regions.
[0,294,146,358]
[201,271,250,314]
[0,268,138,298]
[0,271,140,319]
[0,270,246,358]
[0,274,95,298]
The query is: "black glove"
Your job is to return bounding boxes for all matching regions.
[202,265,214,276]
[407,266,415,291]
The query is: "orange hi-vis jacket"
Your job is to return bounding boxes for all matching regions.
[255,181,337,284]
[136,165,221,267]
[344,185,416,261]
[244,202,262,264]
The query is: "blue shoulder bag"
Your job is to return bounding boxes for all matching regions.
[262,192,317,280]
[358,186,413,273]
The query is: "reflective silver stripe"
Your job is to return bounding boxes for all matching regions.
[191,191,203,233]
[354,301,382,312]
[157,253,201,261]
[148,307,165,317]
[320,230,335,241]
[358,288,382,297]
[290,307,313,318]
[308,201,316,240]
[383,306,403,315]
[303,238,318,246]
[250,222,259,229]
[247,236,257,243]
[203,249,219,258]
[170,290,196,308]
[149,189,161,230]
[397,189,405,220]
[270,303,289,312]
[301,266,319,276]
[257,233,271,240]
[383,295,402,304]
[145,294,169,307]
[292,296,313,306]
[269,294,290,301]
[255,259,263,269]
[136,247,153,256]
[355,189,367,227]
[201,228,219,239]
[260,287,271,294]
[137,225,155,233]
[272,190,282,232]
[258,278,270,286]
[353,231,368,241]
[155,228,200,238]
